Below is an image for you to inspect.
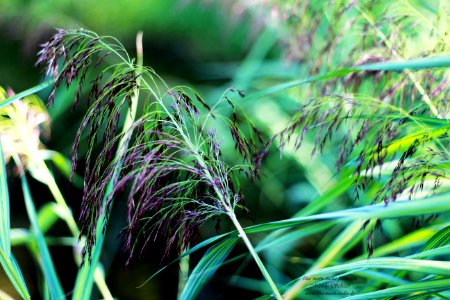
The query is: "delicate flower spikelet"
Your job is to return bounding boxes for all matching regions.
[36,29,267,263]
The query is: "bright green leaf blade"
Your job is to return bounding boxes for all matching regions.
[0,142,30,300]
[0,80,53,109]
[421,225,450,252]
[344,278,450,300]
[243,192,450,235]
[354,55,450,71]
[21,174,65,300]
[0,143,10,257]
[245,54,450,100]
[180,237,238,300]
[37,203,65,234]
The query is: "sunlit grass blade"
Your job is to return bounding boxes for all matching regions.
[180,237,238,300]
[20,173,65,300]
[345,278,450,300]
[244,54,450,100]
[39,150,83,188]
[421,225,450,252]
[36,203,66,234]
[0,142,30,300]
[283,220,366,299]
[0,80,53,109]
[243,192,450,235]
[354,55,450,71]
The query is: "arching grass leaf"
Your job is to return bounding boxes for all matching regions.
[0,142,30,300]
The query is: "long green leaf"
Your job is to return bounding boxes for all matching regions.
[354,55,450,71]
[0,142,30,300]
[21,174,65,299]
[0,80,53,109]
[344,278,450,300]
[244,55,450,100]
[180,237,238,300]
[421,225,450,252]
[243,192,450,235]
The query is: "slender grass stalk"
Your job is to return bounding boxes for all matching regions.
[229,213,282,300]
[0,143,30,300]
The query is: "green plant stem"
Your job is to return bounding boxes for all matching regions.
[228,213,282,300]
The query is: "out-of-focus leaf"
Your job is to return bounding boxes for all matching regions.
[0,142,30,300]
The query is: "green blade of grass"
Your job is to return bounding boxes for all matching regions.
[242,192,450,235]
[421,225,450,252]
[344,278,450,300]
[20,174,65,300]
[0,142,30,300]
[354,55,450,71]
[244,54,450,101]
[0,80,53,109]
[180,237,238,300]
[36,203,65,234]
[283,220,366,299]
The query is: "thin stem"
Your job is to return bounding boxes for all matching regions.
[228,212,282,300]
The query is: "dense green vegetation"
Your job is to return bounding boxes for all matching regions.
[0,1,449,299]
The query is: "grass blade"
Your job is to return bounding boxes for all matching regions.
[243,192,450,235]
[0,142,30,300]
[180,237,238,300]
[354,55,450,71]
[344,278,450,300]
[421,225,450,252]
[0,80,53,109]
[244,54,450,100]
[20,174,65,300]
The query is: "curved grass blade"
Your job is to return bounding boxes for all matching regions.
[0,142,30,300]
[283,220,366,299]
[244,54,450,100]
[20,174,65,299]
[344,278,450,300]
[180,237,238,300]
[354,55,450,71]
[0,80,53,109]
[243,192,450,235]
[421,225,450,252]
